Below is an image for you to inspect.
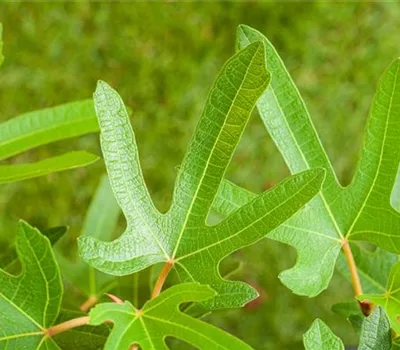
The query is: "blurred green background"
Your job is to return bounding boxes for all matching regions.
[1,1,400,349]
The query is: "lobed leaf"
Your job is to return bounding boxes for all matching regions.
[79,42,325,308]
[213,24,400,296]
[89,283,253,350]
[0,221,63,349]
[0,151,98,184]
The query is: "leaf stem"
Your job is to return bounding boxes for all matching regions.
[44,316,89,337]
[342,240,362,296]
[342,239,373,315]
[80,295,98,312]
[151,261,174,299]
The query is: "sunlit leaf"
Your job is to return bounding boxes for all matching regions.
[79,42,325,309]
[213,24,400,296]
[89,283,253,350]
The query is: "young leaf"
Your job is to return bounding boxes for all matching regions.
[89,283,253,350]
[55,175,121,302]
[358,261,400,333]
[303,319,344,350]
[79,42,325,308]
[213,24,400,296]
[358,306,391,350]
[0,99,98,160]
[0,221,63,348]
[0,151,98,183]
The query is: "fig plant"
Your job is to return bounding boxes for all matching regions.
[1,22,400,349]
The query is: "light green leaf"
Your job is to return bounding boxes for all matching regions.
[303,319,344,350]
[79,42,325,308]
[0,151,98,184]
[358,306,391,350]
[0,221,62,349]
[0,99,98,160]
[55,175,121,299]
[213,24,400,296]
[89,283,253,350]
[336,243,397,294]
[358,261,400,333]
[0,23,4,67]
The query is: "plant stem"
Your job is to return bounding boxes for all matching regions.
[151,261,173,299]
[342,239,362,296]
[342,239,373,316]
[45,316,89,337]
[80,295,98,312]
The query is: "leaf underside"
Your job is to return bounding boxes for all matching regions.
[79,42,325,309]
[89,283,253,350]
[213,24,400,297]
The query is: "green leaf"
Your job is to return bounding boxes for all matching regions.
[0,23,4,67]
[303,319,344,350]
[0,151,98,183]
[89,283,253,350]
[55,175,121,299]
[0,225,66,274]
[79,42,325,308]
[213,24,400,296]
[0,99,98,160]
[358,306,391,350]
[358,261,400,333]
[0,221,63,349]
[336,243,397,294]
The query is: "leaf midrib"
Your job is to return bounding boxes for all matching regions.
[171,44,262,259]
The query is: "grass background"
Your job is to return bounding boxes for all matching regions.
[1,2,400,349]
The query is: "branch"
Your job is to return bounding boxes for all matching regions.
[44,316,89,337]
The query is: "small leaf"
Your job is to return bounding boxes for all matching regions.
[0,151,98,183]
[0,221,63,348]
[55,175,121,299]
[79,42,325,308]
[303,319,344,350]
[89,283,253,350]
[358,261,400,333]
[358,306,391,350]
[331,301,364,333]
[0,99,98,160]
[213,24,400,297]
